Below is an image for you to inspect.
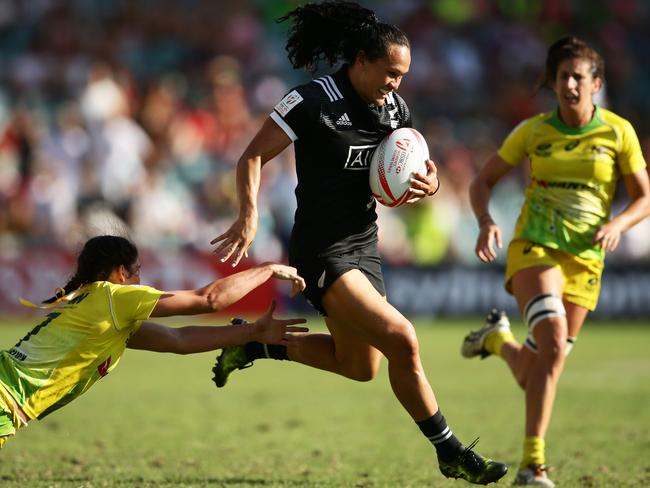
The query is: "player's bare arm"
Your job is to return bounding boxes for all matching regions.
[593,168,650,251]
[150,262,305,317]
[128,302,307,354]
[470,155,513,262]
[211,117,292,267]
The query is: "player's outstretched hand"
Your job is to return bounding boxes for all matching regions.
[263,263,306,298]
[406,159,439,204]
[251,301,308,345]
[211,216,258,267]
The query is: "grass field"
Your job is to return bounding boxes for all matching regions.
[0,316,648,487]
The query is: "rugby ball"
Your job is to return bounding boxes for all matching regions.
[369,128,429,207]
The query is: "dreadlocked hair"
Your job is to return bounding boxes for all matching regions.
[277,1,409,71]
[43,235,138,304]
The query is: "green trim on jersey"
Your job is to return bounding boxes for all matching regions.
[546,106,604,135]
[498,106,647,260]
[0,282,163,420]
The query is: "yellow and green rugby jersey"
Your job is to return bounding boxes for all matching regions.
[0,282,163,420]
[498,106,646,260]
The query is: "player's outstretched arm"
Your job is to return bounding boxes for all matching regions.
[127,301,307,354]
[150,263,305,317]
[211,117,292,267]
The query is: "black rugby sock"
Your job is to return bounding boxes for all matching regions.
[245,342,289,361]
[416,410,464,462]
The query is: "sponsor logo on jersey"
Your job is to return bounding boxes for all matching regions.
[336,113,352,126]
[274,90,304,117]
[564,139,580,151]
[344,144,379,170]
[8,348,27,361]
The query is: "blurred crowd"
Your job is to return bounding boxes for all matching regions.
[1,0,650,266]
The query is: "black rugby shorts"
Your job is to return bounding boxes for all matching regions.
[289,243,386,316]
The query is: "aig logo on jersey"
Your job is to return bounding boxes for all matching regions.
[344,145,378,170]
[274,90,304,117]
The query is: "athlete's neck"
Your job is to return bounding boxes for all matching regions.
[557,104,596,128]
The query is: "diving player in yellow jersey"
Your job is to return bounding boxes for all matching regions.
[461,37,650,486]
[0,235,307,449]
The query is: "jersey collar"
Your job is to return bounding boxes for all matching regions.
[333,64,375,109]
[547,105,604,135]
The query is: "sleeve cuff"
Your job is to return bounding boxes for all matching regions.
[270,111,298,142]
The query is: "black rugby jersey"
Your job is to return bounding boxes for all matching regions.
[270,65,412,256]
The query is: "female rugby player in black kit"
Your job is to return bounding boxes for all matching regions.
[211,1,507,484]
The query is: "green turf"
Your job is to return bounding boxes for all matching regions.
[0,316,648,487]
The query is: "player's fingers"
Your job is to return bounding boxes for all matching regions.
[282,317,307,326]
[230,246,248,267]
[592,229,605,244]
[425,159,437,175]
[210,233,229,245]
[476,249,488,262]
[285,326,309,332]
[212,236,231,252]
[495,229,503,249]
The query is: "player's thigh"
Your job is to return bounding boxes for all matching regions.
[324,315,383,377]
[322,269,414,356]
[511,265,564,308]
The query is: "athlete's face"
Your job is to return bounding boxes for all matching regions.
[355,44,410,106]
[552,57,602,115]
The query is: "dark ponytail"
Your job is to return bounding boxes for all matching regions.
[43,235,138,304]
[536,36,605,92]
[277,1,409,71]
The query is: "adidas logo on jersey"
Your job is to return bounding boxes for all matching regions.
[336,113,352,126]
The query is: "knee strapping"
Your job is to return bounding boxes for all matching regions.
[523,294,566,353]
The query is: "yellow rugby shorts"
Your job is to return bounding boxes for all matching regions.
[505,239,604,311]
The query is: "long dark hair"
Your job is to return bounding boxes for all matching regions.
[43,235,138,304]
[536,36,605,91]
[277,1,409,71]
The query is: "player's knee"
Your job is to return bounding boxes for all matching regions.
[523,293,567,363]
[383,322,420,365]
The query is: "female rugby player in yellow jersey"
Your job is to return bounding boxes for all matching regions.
[461,37,650,486]
[0,235,307,449]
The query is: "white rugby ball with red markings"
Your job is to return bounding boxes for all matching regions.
[369,128,429,207]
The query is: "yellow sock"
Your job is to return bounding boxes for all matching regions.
[521,436,545,469]
[484,329,515,357]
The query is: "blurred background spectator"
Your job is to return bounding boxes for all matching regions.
[1,0,649,267]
